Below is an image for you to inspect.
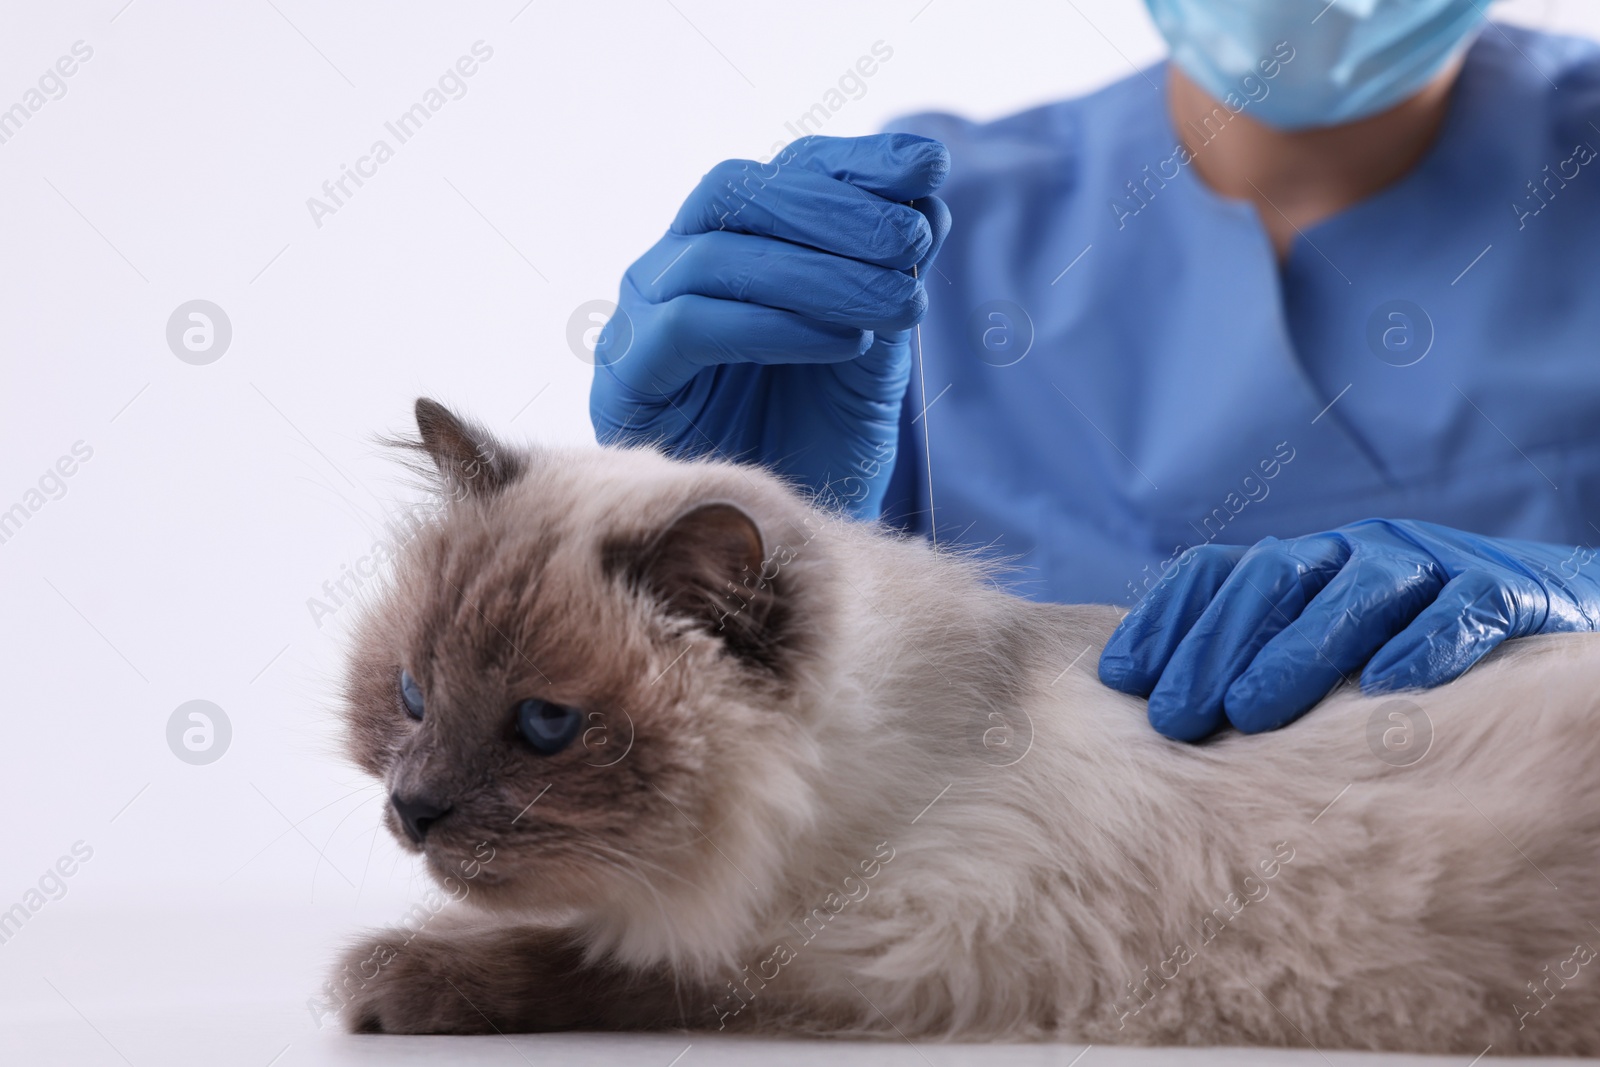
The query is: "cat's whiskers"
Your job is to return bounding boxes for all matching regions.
[562,840,679,933]
[569,833,700,895]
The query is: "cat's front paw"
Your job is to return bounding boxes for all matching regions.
[326,919,701,1033]
[331,928,505,1034]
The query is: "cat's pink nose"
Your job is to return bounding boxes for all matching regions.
[391,791,451,844]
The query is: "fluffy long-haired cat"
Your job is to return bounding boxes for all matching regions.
[325,398,1600,1055]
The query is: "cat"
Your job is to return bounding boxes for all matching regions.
[326,397,1600,1054]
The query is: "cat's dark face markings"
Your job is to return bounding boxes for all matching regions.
[341,399,816,913]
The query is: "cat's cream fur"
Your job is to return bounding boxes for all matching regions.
[330,399,1600,1054]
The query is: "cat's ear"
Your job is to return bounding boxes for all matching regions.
[411,397,523,499]
[609,500,790,672]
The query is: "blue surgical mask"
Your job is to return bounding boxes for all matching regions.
[1143,0,1486,130]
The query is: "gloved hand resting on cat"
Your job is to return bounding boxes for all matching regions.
[589,133,951,519]
[1098,518,1600,742]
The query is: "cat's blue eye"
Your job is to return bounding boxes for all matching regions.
[399,669,425,720]
[515,698,582,756]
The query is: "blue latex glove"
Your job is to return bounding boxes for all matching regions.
[1098,519,1600,741]
[590,133,951,518]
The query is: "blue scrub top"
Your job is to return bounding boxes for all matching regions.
[880,23,1600,607]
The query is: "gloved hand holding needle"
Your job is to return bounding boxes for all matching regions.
[589,133,950,519]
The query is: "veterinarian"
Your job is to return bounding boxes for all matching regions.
[589,0,1600,742]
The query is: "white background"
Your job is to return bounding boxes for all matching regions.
[1,1,1596,1063]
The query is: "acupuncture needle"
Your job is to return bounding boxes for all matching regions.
[907,198,937,550]
[911,262,937,550]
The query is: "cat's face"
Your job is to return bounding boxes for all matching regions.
[342,400,830,924]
